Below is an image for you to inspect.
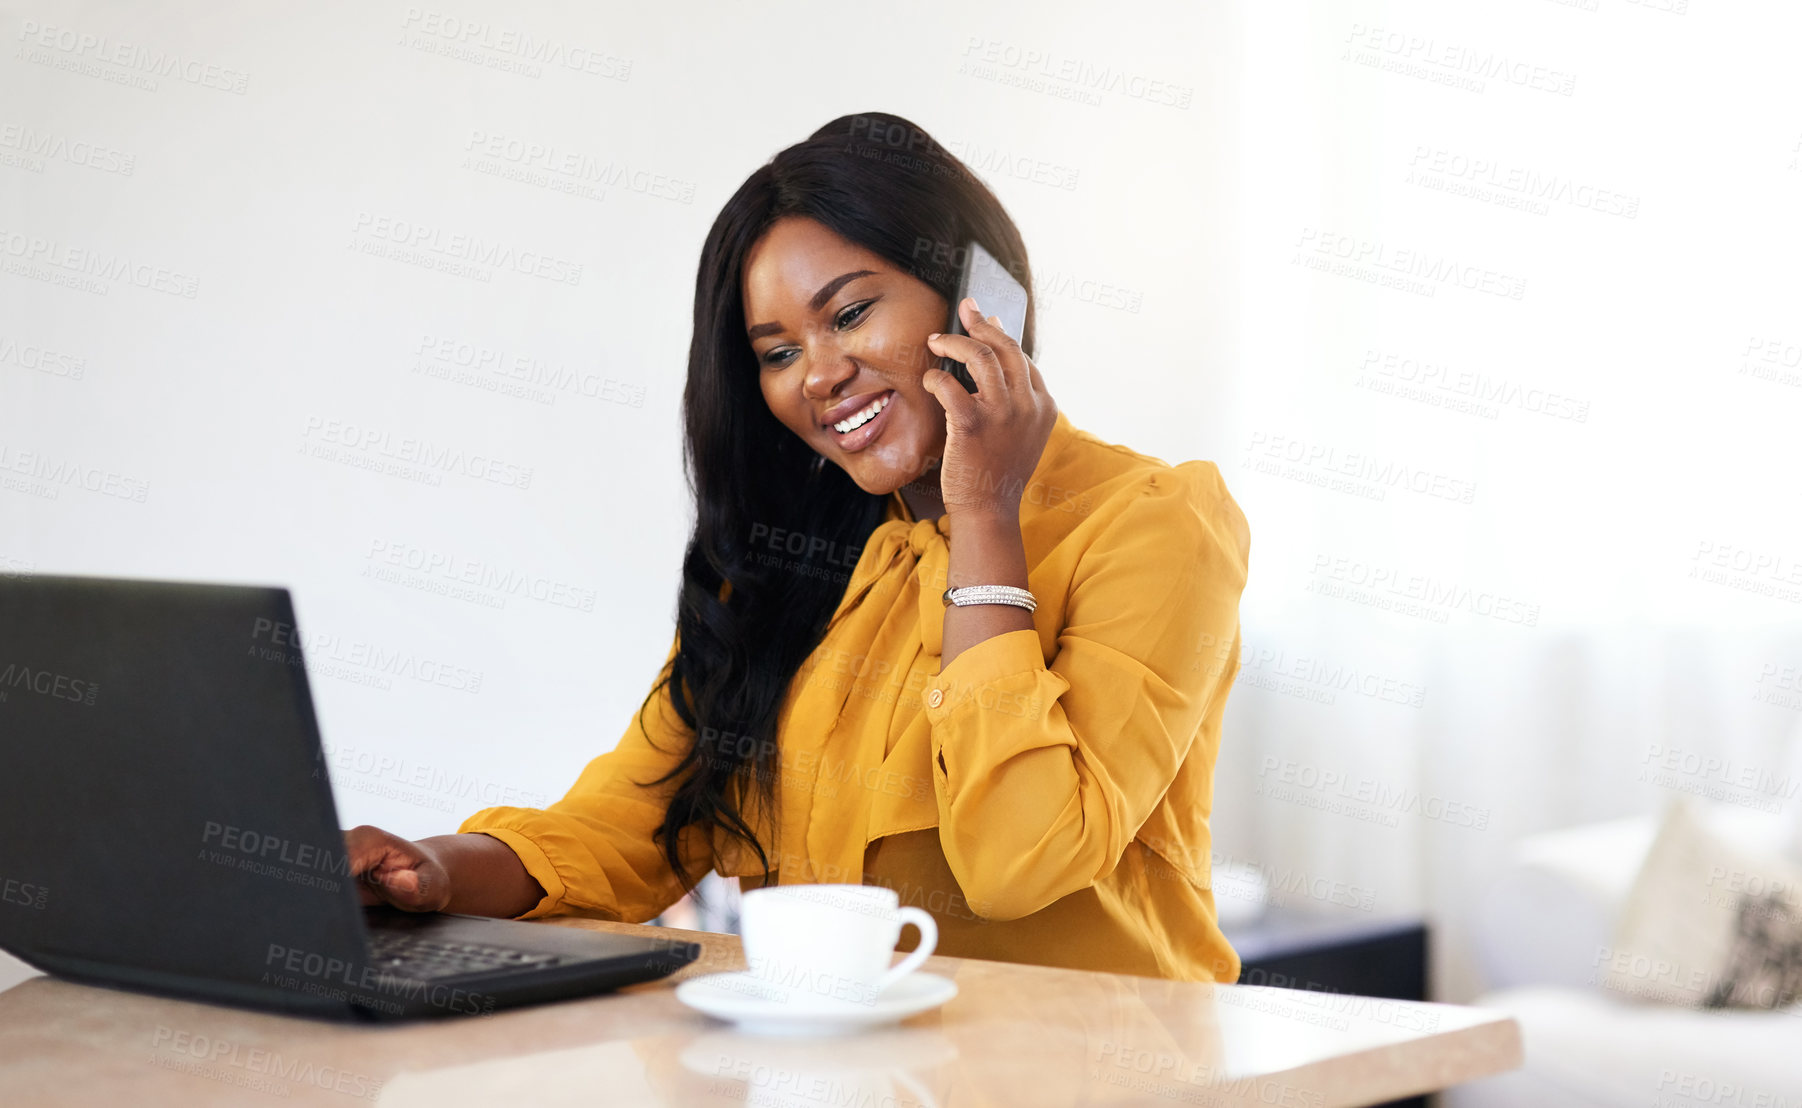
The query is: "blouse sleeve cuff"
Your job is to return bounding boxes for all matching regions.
[457,815,567,920]
[924,628,1046,715]
[924,628,1067,800]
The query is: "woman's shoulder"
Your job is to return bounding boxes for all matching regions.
[1025,413,1249,573]
[1052,416,1243,526]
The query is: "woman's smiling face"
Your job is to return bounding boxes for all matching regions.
[742,215,949,495]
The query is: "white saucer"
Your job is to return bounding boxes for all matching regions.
[675,970,958,1036]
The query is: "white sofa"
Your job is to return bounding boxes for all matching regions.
[1447,809,1802,1106]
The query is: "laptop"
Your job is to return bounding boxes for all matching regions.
[0,574,700,1020]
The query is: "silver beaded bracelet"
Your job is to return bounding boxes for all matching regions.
[941,584,1038,612]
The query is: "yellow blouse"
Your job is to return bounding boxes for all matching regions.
[459,408,1251,983]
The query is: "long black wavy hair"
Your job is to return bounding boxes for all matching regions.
[635,111,1038,904]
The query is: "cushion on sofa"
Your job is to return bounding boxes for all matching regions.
[1601,797,1802,1009]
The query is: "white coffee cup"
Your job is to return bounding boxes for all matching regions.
[738,884,937,1008]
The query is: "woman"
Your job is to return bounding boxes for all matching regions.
[345,111,1251,983]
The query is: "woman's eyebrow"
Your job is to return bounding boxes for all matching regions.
[746,269,877,339]
[806,269,876,311]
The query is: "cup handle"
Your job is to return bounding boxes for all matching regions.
[877,906,937,993]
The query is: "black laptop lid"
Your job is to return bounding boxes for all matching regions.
[0,575,368,1009]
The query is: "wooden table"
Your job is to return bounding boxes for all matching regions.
[0,918,1521,1106]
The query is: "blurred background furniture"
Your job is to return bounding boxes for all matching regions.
[1448,806,1802,1106]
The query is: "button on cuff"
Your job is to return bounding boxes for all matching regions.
[924,629,1046,720]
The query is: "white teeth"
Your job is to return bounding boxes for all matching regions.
[833,393,889,434]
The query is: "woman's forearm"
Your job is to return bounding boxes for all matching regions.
[420,832,547,918]
[941,511,1035,669]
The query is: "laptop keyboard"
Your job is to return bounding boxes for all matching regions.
[366,931,568,981]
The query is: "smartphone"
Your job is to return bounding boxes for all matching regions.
[940,240,1029,393]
